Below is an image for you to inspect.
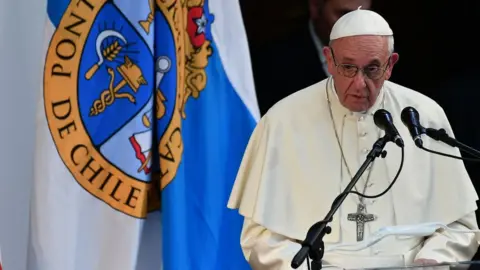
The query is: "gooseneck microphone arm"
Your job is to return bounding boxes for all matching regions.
[425,128,480,159]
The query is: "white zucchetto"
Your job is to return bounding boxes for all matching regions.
[330,7,393,40]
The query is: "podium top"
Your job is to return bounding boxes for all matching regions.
[346,261,480,270]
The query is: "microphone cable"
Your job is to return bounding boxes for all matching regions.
[417,145,480,163]
[337,132,480,205]
[350,136,480,204]
[330,146,404,207]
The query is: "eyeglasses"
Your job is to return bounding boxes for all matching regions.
[331,50,391,80]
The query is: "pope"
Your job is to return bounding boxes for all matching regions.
[227,8,480,270]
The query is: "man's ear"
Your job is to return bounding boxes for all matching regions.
[390,52,399,66]
[322,46,331,61]
[385,52,399,80]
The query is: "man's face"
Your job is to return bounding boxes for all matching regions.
[309,0,372,44]
[322,35,399,112]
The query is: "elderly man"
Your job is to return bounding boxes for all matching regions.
[228,9,479,270]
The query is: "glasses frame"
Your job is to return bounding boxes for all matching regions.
[330,49,391,80]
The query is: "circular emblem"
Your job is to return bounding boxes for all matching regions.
[43,0,212,218]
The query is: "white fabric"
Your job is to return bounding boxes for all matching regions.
[327,220,480,252]
[0,0,46,269]
[330,9,393,40]
[209,0,260,121]
[240,214,479,270]
[228,78,479,269]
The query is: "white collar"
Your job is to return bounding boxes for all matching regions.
[308,20,330,76]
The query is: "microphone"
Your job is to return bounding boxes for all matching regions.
[401,106,425,148]
[400,106,480,160]
[373,109,404,148]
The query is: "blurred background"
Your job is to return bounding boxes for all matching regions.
[0,0,480,269]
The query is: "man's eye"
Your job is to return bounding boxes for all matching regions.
[366,66,380,72]
[343,65,356,71]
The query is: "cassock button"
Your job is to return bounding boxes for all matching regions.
[362,148,369,154]
[374,250,381,255]
[359,116,365,121]
[360,132,367,137]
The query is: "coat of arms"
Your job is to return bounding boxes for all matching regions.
[43,0,213,218]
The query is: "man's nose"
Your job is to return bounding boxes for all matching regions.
[352,71,367,90]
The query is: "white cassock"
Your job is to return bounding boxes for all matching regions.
[227,77,480,269]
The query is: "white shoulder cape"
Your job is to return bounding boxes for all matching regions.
[228,78,478,243]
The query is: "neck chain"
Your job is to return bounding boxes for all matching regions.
[325,77,384,205]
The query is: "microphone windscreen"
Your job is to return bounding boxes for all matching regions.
[401,107,419,126]
[373,109,393,130]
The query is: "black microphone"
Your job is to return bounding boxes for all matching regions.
[401,106,425,148]
[373,109,405,148]
[399,107,480,160]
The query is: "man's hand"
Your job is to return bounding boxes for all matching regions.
[413,259,438,265]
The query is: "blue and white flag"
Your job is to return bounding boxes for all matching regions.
[28,0,259,269]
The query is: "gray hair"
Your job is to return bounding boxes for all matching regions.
[387,36,394,54]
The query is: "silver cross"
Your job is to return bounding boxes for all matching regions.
[347,204,376,241]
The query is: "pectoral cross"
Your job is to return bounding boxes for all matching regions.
[347,204,376,241]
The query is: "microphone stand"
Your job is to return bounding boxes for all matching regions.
[291,134,393,270]
[425,128,480,158]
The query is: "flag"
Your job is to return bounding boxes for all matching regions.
[28,0,164,269]
[157,0,259,269]
[28,0,259,269]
